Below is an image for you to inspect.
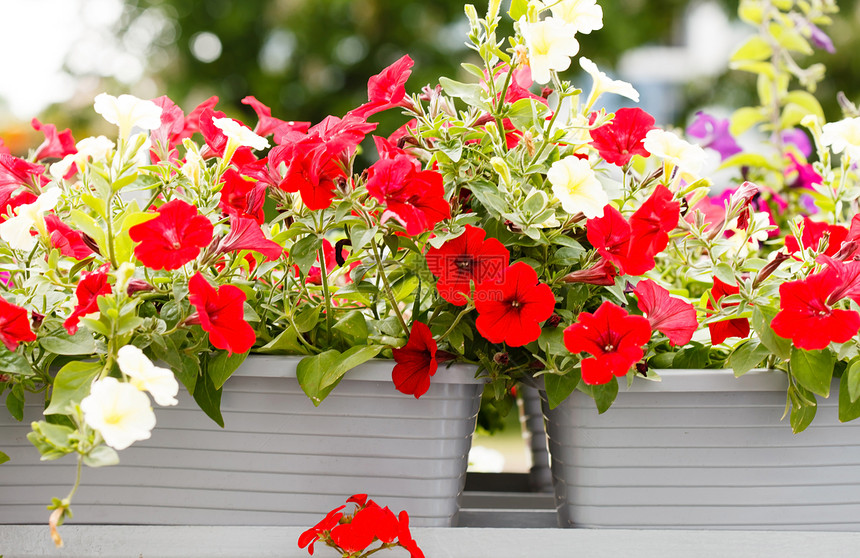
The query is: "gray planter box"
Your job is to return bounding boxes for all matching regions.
[1,355,481,526]
[542,369,860,530]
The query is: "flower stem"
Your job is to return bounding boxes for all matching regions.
[370,240,409,335]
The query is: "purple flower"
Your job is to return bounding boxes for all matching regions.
[781,128,813,158]
[687,112,742,161]
[791,13,836,54]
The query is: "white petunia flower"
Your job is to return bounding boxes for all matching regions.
[579,57,639,105]
[117,345,179,407]
[549,0,604,34]
[548,156,608,218]
[643,129,707,177]
[0,188,61,251]
[93,93,163,140]
[50,136,116,179]
[519,17,580,85]
[212,117,270,151]
[81,377,156,450]
[821,117,860,160]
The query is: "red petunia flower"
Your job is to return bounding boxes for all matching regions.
[771,265,860,350]
[0,296,36,350]
[31,118,76,161]
[586,187,679,276]
[149,96,186,163]
[563,301,652,385]
[392,321,438,399]
[349,55,414,119]
[562,257,618,286]
[129,199,214,270]
[298,505,345,556]
[589,107,655,167]
[785,216,848,258]
[218,168,267,224]
[397,510,425,558]
[216,215,283,262]
[0,153,47,193]
[64,265,111,335]
[425,225,509,305]
[366,155,451,235]
[474,262,555,347]
[45,215,94,260]
[187,272,255,355]
[634,279,698,346]
[706,277,750,345]
[241,95,310,138]
[330,501,400,553]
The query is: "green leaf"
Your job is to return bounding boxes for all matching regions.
[672,344,710,369]
[192,369,224,427]
[39,330,97,356]
[5,384,24,422]
[729,339,771,377]
[718,153,779,172]
[752,305,791,360]
[439,77,491,111]
[44,361,102,415]
[297,345,382,406]
[207,351,248,390]
[848,360,860,403]
[332,311,369,346]
[582,377,619,414]
[0,451,8,465]
[839,370,860,422]
[508,0,528,20]
[27,421,75,460]
[257,326,307,354]
[291,235,322,276]
[783,91,824,124]
[789,387,817,434]
[543,369,580,409]
[0,348,34,375]
[350,225,378,252]
[790,347,834,398]
[68,210,107,254]
[294,305,321,333]
[537,327,566,355]
[83,445,119,468]
[713,263,736,286]
[730,35,772,62]
[730,107,767,137]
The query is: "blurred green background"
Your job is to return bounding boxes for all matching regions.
[3,0,858,154]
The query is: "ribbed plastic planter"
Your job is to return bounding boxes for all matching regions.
[1,355,482,527]
[542,369,860,531]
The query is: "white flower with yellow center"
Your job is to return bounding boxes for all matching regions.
[0,188,61,251]
[548,156,607,218]
[50,136,116,179]
[181,139,205,189]
[643,129,707,177]
[117,345,179,407]
[579,57,639,109]
[81,377,156,450]
[213,117,270,151]
[549,0,604,34]
[93,93,163,140]
[821,117,860,160]
[519,17,580,85]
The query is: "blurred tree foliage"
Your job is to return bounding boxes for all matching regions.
[114,0,744,126]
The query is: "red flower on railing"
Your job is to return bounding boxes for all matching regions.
[425,225,509,305]
[187,272,255,355]
[392,321,437,399]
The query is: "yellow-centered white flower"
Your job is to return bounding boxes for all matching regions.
[50,136,116,180]
[81,377,156,450]
[212,117,270,151]
[93,93,163,140]
[117,345,179,407]
[548,156,607,218]
[519,17,580,85]
[549,0,604,34]
[821,117,860,160]
[579,57,639,106]
[0,188,61,251]
[643,129,707,177]
[181,139,205,188]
